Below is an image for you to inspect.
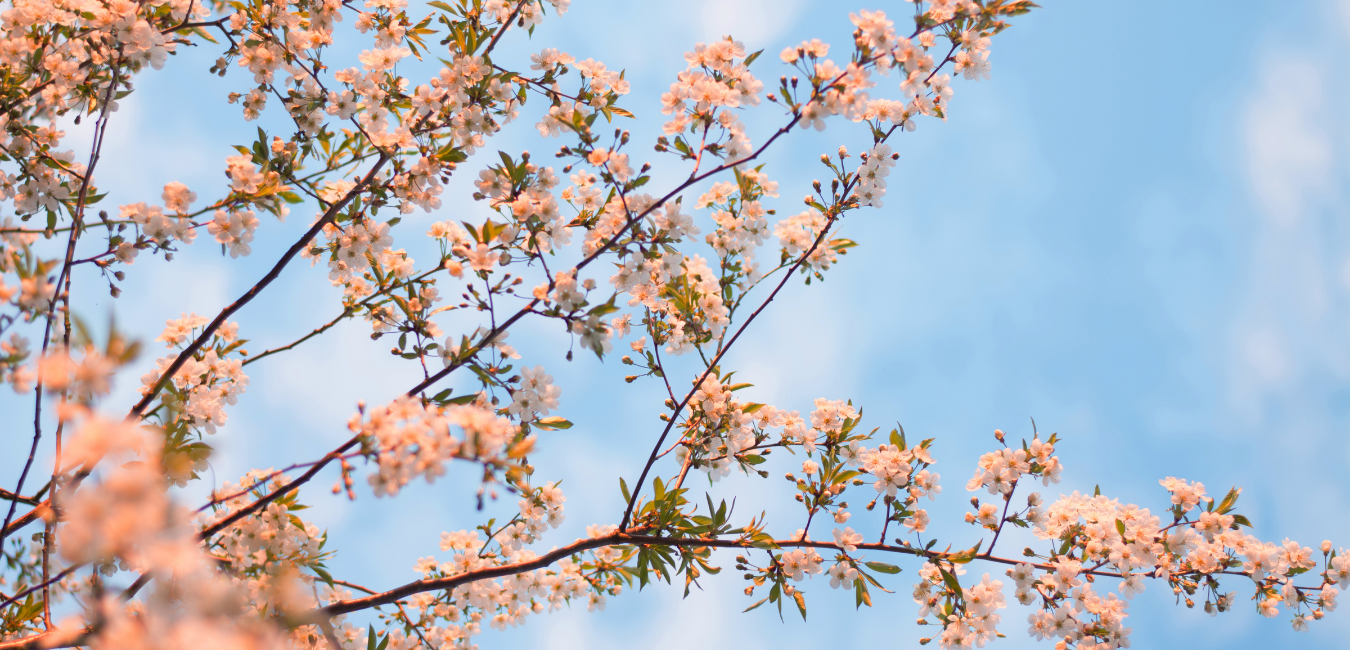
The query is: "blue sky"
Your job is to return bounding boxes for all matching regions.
[4,1,1350,648]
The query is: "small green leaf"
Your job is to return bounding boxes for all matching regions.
[949,540,983,564]
[865,561,901,575]
[312,565,335,587]
[889,427,906,449]
[743,596,769,612]
[854,578,872,608]
[939,567,963,597]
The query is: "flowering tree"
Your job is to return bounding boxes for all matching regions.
[0,0,1341,648]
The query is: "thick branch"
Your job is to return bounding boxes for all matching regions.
[312,532,1145,622]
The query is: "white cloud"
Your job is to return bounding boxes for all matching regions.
[698,0,804,49]
[1229,41,1349,423]
[1237,327,1291,385]
[1242,55,1330,226]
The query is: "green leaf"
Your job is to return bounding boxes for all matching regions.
[534,416,573,430]
[1231,514,1253,528]
[13,595,43,624]
[743,596,769,612]
[792,589,807,619]
[636,548,650,587]
[588,299,620,318]
[367,625,377,650]
[854,578,872,608]
[1115,519,1127,538]
[312,564,335,587]
[1093,484,1101,497]
[889,427,906,449]
[939,567,963,597]
[1216,487,1241,514]
[743,48,765,66]
[949,540,982,564]
[865,561,901,575]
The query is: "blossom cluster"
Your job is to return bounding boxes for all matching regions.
[39,411,296,649]
[389,515,628,649]
[915,564,1008,649]
[675,374,760,481]
[139,313,249,437]
[966,434,1062,496]
[350,395,525,497]
[949,437,1340,645]
[507,366,561,423]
